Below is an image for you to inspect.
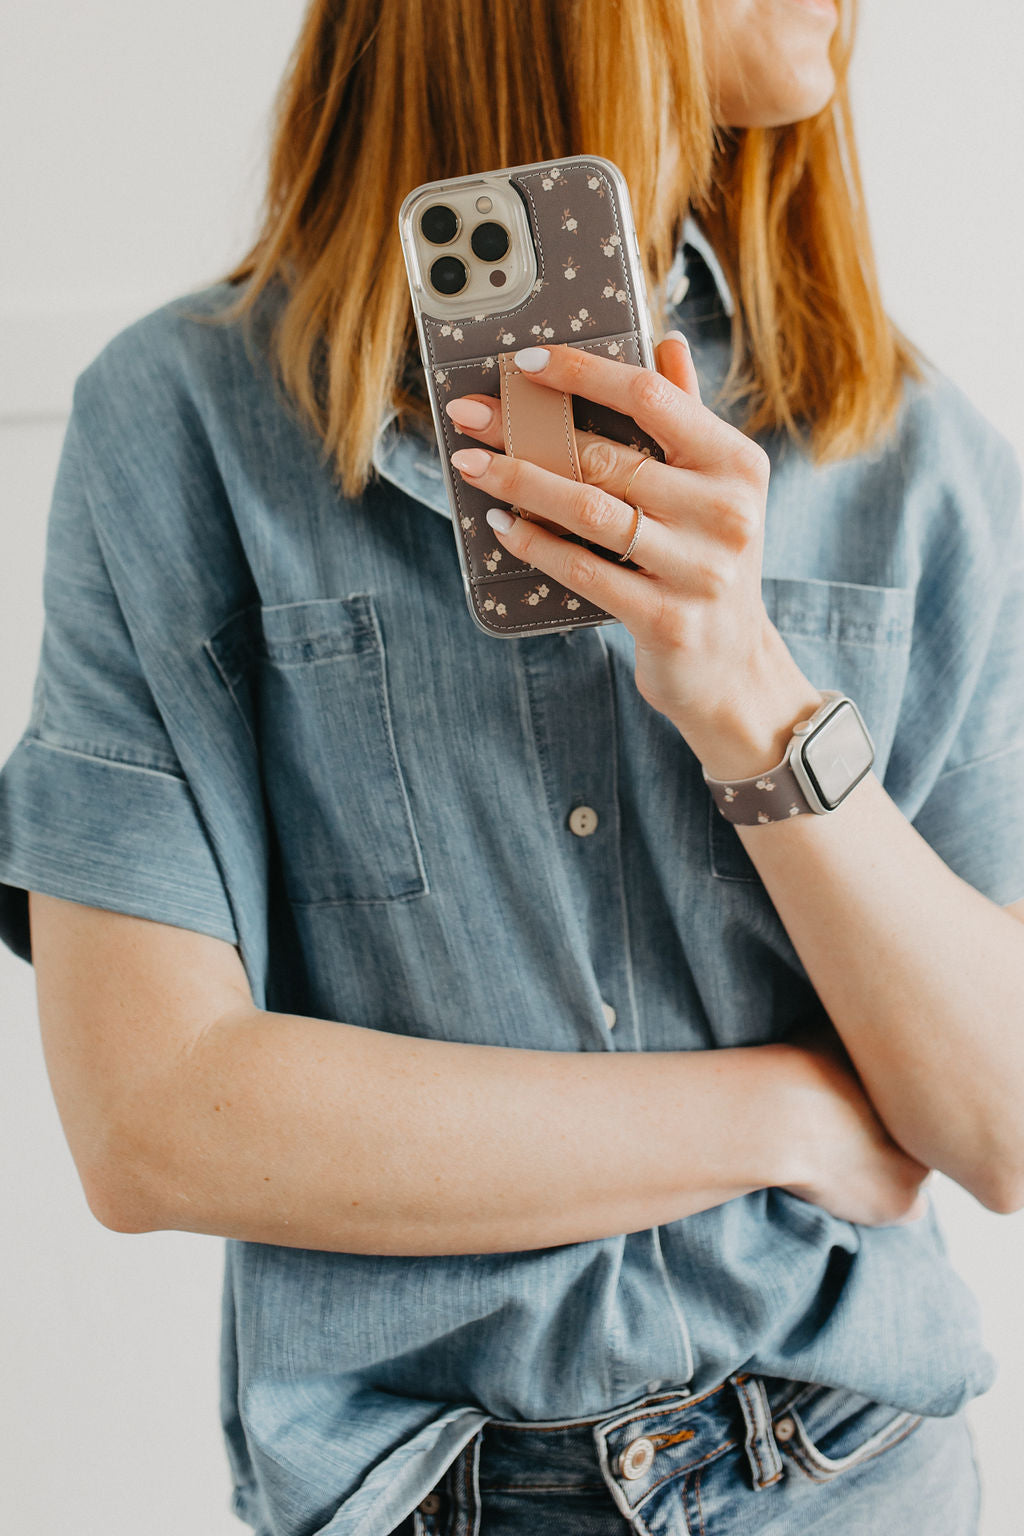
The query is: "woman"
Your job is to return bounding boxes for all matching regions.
[2,0,1022,1532]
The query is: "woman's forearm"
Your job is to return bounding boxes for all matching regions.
[118,1006,804,1254]
[680,626,1024,1214]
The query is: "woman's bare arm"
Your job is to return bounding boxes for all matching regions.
[29,890,815,1253]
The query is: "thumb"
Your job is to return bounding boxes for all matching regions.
[656,329,701,403]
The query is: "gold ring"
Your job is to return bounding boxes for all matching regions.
[621,454,653,506]
[618,504,644,564]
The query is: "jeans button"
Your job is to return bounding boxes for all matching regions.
[418,1491,442,1513]
[619,1436,656,1479]
[774,1416,796,1441]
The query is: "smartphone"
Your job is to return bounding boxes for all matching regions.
[397,153,666,639]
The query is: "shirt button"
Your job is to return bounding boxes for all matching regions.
[418,1491,442,1513]
[774,1417,796,1442]
[618,1436,656,1480]
[601,1000,617,1029]
[568,805,599,837]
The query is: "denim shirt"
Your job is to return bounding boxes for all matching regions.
[2,218,1023,1536]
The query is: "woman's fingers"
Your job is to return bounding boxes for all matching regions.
[656,332,702,404]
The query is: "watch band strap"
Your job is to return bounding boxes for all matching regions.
[497,343,582,537]
[704,755,809,825]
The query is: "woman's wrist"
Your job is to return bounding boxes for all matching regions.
[673,1042,818,1198]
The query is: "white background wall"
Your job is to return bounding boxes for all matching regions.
[1,2,1022,1532]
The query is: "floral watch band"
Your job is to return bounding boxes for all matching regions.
[702,690,860,825]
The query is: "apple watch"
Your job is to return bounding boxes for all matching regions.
[702,690,876,825]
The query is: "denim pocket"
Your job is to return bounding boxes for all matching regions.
[205,594,429,906]
[709,576,916,881]
[776,1381,925,1483]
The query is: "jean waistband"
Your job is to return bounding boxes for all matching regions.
[423,1370,808,1535]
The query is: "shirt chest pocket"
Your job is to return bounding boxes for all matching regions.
[205,594,429,906]
[709,576,916,882]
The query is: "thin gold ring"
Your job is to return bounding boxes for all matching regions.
[621,454,652,506]
[618,455,651,563]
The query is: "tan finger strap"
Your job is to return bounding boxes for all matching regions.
[497,343,582,537]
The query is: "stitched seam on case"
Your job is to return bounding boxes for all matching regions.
[559,388,580,480]
[517,165,638,340]
[499,355,581,493]
[437,330,642,375]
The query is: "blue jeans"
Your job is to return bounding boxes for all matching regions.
[388,1371,982,1534]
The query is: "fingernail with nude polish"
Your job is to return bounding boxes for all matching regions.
[445,399,493,428]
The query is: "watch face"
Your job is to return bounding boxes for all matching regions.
[801,701,875,809]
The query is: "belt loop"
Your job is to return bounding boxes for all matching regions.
[731,1373,785,1490]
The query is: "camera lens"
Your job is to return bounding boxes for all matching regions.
[429,254,469,296]
[420,204,459,244]
[470,221,510,262]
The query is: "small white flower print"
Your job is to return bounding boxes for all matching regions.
[586,175,606,197]
[537,584,549,597]
[614,288,627,304]
[482,594,508,615]
[723,786,737,802]
[601,233,622,256]
[500,331,516,346]
[602,283,617,300]
[563,594,581,610]
[531,277,544,293]
[563,259,579,280]
[484,547,503,572]
[460,514,473,531]
[482,356,495,369]
[433,367,448,385]
[755,776,775,791]
[788,804,801,816]
[606,340,623,356]
[439,323,464,341]
[472,313,487,322]
[525,591,540,606]
[757,810,772,824]
[562,211,578,233]
[540,167,562,191]
[578,307,589,320]
[530,321,556,339]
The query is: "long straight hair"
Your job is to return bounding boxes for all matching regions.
[207,0,926,498]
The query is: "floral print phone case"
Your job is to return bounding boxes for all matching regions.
[397,153,666,639]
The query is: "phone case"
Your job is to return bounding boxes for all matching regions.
[397,153,666,639]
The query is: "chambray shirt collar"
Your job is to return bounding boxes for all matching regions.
[372,212,734,520]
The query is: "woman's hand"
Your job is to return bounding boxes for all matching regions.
[445,335,818,775]
[779,1021,935,1227]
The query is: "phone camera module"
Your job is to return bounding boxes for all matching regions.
[420,204,460,245]
[470,221,510,263]
[429,254,469,296]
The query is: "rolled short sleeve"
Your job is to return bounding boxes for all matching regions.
[0,404,239,965]
[904,433,1024,906]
